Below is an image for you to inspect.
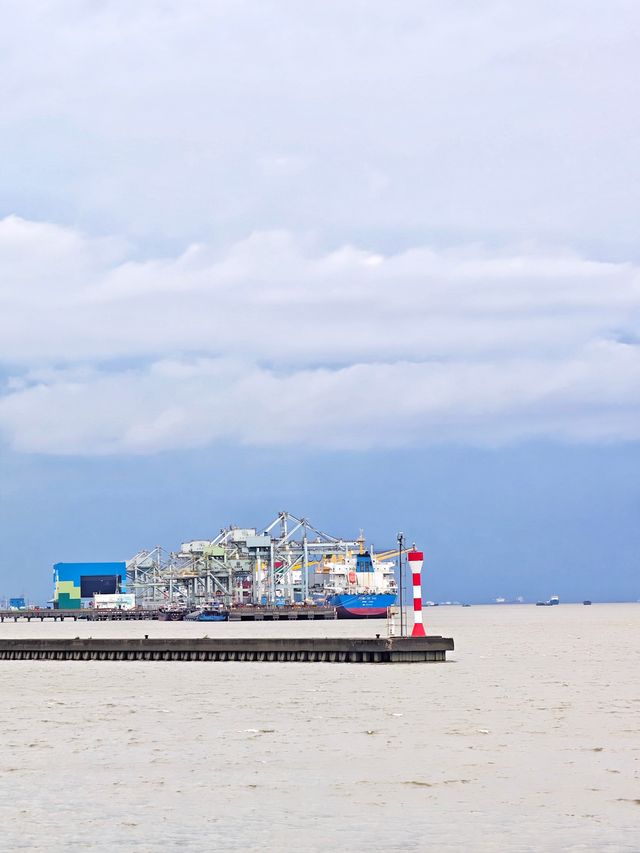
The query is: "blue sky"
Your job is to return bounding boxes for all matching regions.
[1,1,639,602]
[2,443,639,604]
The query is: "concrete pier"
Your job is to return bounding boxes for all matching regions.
[0,635,454,663]
[228,606,336,621]
[0,608,156,622]
[0,606,338,622]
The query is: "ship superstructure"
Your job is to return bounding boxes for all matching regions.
[319,551,397,596]
[319,550,398,617]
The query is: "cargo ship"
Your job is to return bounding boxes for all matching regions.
[320,550,397,618]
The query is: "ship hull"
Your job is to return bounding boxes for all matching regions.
[184,609,229,622]
[197,612,228,622]
[157,610,185,621]
[327,593,396,619]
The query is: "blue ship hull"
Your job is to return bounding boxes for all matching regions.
[326,593,396,619]
[197,612,228,622]
[184,609,229,622]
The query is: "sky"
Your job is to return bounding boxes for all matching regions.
[1,0,639,603]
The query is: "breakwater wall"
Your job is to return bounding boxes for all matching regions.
[0,636,454,663]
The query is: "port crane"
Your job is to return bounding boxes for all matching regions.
[126,511,370,607]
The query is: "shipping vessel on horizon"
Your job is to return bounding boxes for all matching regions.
[318,549,398,618]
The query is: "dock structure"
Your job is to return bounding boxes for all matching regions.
[0,608,155,622]
[228,605,336,621]
[0,605,337,623]
[0,636,454,663]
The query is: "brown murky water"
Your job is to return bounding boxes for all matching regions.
[0,604,638,851]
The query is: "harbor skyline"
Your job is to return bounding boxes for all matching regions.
[1,1,639,605]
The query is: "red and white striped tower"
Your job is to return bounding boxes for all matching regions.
[408,550,426,637]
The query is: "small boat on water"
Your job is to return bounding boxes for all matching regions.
[537,595,560,607]
[583,600,592,605]
[157,607,186,621]
[184,606,229,622]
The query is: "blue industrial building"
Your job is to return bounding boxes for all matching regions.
[53,562,127,609]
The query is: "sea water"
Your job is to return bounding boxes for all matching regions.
[0,605,638,851]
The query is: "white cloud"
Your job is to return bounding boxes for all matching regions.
[1,2,639,249]
[0,216,639,454]
[2,3,640,454]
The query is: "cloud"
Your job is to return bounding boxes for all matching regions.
[0,216,639,454]
[2,3,640,454]
[1,1,639,250]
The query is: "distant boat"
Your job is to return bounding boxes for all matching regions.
[184,606,229,622]
[583,600,592,606]
[157,607,186,621]
[549,595,560,606]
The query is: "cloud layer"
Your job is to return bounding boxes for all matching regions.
[1,216,639,454]
[2,3,640,454]
[1,1,639,251]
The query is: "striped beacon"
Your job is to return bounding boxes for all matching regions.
[408,550,426,637]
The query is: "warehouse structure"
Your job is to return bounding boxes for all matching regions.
[53,562,127,609]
